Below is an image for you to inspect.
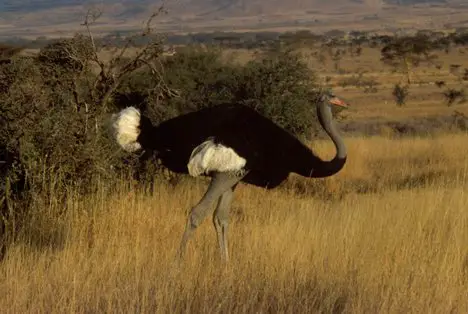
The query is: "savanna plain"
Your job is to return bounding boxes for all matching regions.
[2,39,468,313]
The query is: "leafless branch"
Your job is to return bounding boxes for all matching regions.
[109,5,166,70]
[143,3,168,35]
[81,9,102,55]
[138,58,180,98]
[82,8,106,89]
[62,46,86,69]
[74,5,176,109]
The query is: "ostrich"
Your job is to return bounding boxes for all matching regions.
[111,91,348,261]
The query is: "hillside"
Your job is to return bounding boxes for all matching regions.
[0,0,467,38]
[0,0,450,14]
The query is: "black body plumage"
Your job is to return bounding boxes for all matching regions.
[135,103,344,189]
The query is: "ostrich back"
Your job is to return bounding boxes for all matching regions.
[143,104,322,188]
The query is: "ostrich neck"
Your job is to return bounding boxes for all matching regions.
[319,102,347,160]
[296,101,347,178]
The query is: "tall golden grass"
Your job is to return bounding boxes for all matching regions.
[1,133,468,313]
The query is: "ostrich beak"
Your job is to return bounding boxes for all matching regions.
[330,97,349,108]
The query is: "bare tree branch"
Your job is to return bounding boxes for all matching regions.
[81,8,108,102]
[81,8,102,60]
[69,5,178,110]
[109,4,166,71]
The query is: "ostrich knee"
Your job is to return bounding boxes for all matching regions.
[188,204,210,229]
[177,172,244,262]
[177,202,213,260]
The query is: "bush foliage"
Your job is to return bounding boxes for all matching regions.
[117,46,322,137]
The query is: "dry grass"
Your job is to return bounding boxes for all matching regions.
[1,133,468,313]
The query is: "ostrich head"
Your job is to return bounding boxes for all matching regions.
[315,89,349,141]
[319,89,349,109]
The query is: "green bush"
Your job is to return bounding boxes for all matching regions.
[117,47,323,138]
[0,36,142,206]
[161,46,241,114]
[0,56,121,195]
[238,50,321,137]
[1,35,154,245]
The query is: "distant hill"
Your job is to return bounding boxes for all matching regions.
[384,0,446,3]
[0,0,465,39]
[0,0,450,17]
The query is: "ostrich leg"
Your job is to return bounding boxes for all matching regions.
[213,183,237,262]
[177,172,243,261]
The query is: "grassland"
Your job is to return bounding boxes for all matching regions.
[1,134,467,313]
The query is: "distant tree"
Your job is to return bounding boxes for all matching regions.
[347,41,363,57]
[450,30,468,46]
[347,31,367,57]
[381,34,438,84]
[443,88,466,106]
[324,29,346,38]
[321,39,345,72]
[392,83,409,107]
[435,80,446,88]
[332,49,345,72]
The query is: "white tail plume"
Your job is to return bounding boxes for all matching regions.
[112,107,142,152]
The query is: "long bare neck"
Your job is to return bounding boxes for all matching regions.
[295,100,347,178]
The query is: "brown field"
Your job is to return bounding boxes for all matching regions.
[1,134,467,312]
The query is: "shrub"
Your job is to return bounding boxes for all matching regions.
[392,83,409,107]
[237,50,322,137]
[0,29,166,238]
[443,88,466,106]
[118,47,324,139]
[0,52,122,198]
